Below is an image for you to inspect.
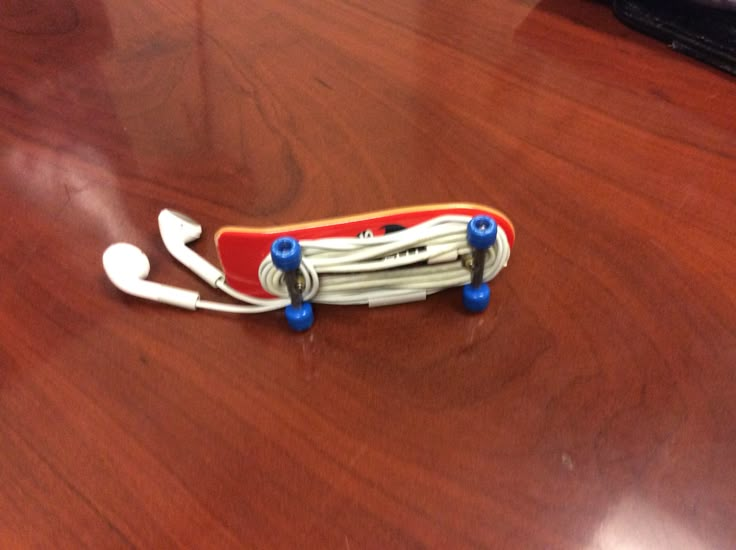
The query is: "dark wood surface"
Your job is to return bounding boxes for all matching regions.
[1,1,735,548]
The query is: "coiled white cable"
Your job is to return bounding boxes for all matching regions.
[211,215,510,310]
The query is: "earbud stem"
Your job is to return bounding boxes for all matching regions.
[164,243,224,287]
[117,279,200,310]
[150,282,200,310]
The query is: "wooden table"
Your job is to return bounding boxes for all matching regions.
[1,1,734,547]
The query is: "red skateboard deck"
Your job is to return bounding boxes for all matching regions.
[216,203,515,298]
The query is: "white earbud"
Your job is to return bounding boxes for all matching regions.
[102,243,200,310]
[158,209,224,287]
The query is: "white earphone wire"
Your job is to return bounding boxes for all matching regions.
[203,214,510,311]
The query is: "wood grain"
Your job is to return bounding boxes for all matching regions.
[1,0,735,548]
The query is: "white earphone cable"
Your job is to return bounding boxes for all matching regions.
[199,214,510,312]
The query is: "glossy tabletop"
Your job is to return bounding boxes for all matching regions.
[1,1,735,548]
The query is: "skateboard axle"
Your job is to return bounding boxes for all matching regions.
[270,236,314,331]
[462,215,497,313]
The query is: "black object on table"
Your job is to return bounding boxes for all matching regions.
[613,0,736,76]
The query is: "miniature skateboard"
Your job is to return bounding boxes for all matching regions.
[215,203,515,298]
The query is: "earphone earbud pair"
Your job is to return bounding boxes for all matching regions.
[104,210,248,309]
[103,210,222,309]
[104,210,294,314]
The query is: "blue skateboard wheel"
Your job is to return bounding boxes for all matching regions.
[285,302,314,332]
[462,283,490,313]
[271,236,302,272]
[467,215,497,250]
